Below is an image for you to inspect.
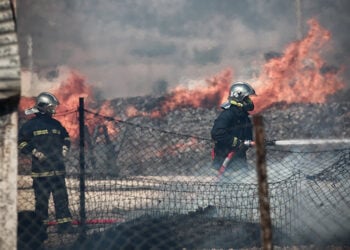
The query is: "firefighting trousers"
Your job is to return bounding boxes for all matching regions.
[212,144,249,170]
[32,175,72,225]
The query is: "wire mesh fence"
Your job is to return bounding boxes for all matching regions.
[17,105,350,249]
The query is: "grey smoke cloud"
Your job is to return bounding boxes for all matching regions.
[17,0,350,98]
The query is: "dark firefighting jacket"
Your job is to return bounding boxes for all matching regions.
[18,113,71,177]
[211,102,253,158]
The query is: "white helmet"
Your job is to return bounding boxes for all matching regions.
[228,81,256,102]
[35,92,59,114]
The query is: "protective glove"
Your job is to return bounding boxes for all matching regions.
[32,148,46,161]
[62,145,69,158]
[232,137,249,151]
[232,137,242,149]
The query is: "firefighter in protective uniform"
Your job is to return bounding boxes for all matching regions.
[211,81,256,171]
[18,92,74,233]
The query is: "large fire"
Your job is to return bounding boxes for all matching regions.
[253,18,344,111]
[19,18,345,139]
[124,18,344,116]
[19,72,119,140]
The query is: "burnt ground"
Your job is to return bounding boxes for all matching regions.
[51,206,350,250]
[59,206,269,249]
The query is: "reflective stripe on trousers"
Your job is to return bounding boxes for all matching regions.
[31,170,65,178]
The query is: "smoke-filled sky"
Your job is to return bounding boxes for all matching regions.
[17,0,350,98]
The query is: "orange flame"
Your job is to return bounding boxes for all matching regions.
[19,19,345,140]
[155,69,232,113]
[127,19,344,117]
[19,71,118,140]
[252,18,345,113]
[126,69,233,118]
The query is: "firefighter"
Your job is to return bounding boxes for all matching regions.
[18,92,74,234]
[211,81,256,171]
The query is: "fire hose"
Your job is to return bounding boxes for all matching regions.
[216,138,350,180]
[216,140,255,180]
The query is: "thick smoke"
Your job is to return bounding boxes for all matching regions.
[17,0,350,99]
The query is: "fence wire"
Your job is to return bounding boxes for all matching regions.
[17,108,350,249]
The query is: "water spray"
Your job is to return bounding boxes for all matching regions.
[245,139,350,146]
[264,139,350,146]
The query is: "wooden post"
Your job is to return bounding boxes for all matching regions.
[253,115,273,250]
[0,0,21,249]
[78,97,87,240]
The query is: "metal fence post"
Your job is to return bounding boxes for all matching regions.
[79,97,86,239]
[253,115,273,250]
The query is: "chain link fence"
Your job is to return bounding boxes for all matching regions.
[17,103,350,249]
